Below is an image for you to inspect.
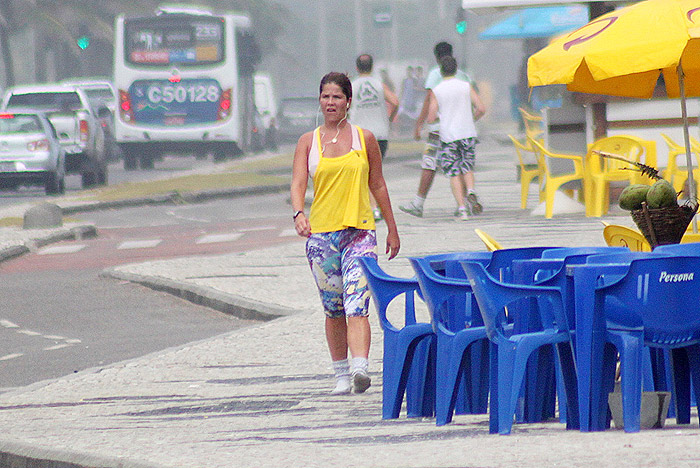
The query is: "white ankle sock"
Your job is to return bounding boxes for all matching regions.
[331,359,351,395]
[412,195,426,209]
[351,357,368,373]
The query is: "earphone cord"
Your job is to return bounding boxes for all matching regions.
[320,112,348,154]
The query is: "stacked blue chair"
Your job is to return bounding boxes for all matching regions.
[572,256,700,432]
[410,246,557,427]
[410,257,490,426]
[359,257,435,419]
[425,251,493,415]
[460,260,579,434]
[511,246,629,423]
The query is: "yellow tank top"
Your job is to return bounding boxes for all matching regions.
[309,125,375,233]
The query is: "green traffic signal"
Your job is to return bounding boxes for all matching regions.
[456,20,466,35]
[77,36,90,50]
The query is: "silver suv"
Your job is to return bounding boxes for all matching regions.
[2,84,107,188]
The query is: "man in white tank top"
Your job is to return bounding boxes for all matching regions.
[428,56,486,220]
[350,54,399,221]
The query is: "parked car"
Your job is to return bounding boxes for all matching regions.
[0,110,66,194]
[2,84,107,188]
[254,73,278,151]
[277,96,319,143]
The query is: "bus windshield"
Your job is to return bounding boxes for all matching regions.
[125,16,225,66]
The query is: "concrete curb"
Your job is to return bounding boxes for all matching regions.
[0,225,97,263]
[0,439,166,468]
[60,183,290,214]
[101,268,298,321]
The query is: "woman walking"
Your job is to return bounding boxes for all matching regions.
[290,72,400,395]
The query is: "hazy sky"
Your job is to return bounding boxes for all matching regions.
[260,0,524,121]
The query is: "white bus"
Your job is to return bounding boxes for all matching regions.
[113,5,258,169]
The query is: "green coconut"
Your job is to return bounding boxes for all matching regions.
[646,179,678,209]
[619,184,650,211]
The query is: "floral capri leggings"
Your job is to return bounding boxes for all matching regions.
[306,228,378,318]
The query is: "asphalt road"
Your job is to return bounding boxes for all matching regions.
[0,192,305,392]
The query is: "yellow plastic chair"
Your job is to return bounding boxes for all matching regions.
[681,232,700,244]
[508,134,544,209]
[602,224,651,252]
[584,135,652,218]
[474,228,503,251]
[660,133,700,196]
[518,107,544,141]
[528,137,585,219]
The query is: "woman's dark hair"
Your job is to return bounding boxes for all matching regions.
[319,72,352,101]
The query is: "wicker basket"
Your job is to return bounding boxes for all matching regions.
[631,202,698,248]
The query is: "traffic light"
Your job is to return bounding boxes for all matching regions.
[455,7,466,35]
[77,36,90,50]
[76,24,90,50]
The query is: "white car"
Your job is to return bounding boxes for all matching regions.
[2,83,108,187]
[0,110,66,194]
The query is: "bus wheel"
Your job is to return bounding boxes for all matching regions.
[213,150,228,162]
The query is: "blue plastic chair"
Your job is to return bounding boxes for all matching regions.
[424,251,493,415]
[572,256,700,432]
[359,257,435,419]
[461,260,579,434]
[510,246,628,423]
[410,257,491,426]
[410,247,558,426]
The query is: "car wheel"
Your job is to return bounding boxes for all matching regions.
[123,151,138,171]
[45,171,65,195]
[139,156,154,170]
[81,171,97,189]
[97,162,108,186]
[265,127,278,151]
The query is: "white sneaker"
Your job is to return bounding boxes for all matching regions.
[399,202,423,218]
[330,378,351,395]
[456,208,470,221]
[352,369,371,394]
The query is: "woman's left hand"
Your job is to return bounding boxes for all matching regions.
[294,213,311,238]
[385,231,400,260]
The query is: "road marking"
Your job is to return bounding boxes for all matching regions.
[43,344,71,351]
[17,329,41,336]
[195,233,243,244]
[43,335,67,340]
[279,228,299,237]
[37,244,86,255]
[0,320,19,328]
[0,353,23,361]
[239,226,276,232]
[117,239,162,249]
[65,339,82,344]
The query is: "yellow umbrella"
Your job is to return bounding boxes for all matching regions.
[528,0,700,227]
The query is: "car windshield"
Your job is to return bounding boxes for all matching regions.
[7,92,82,111]
[0,114,42,133]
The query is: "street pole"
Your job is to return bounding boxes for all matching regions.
[355,0,363,55]
[319,1,328,77]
